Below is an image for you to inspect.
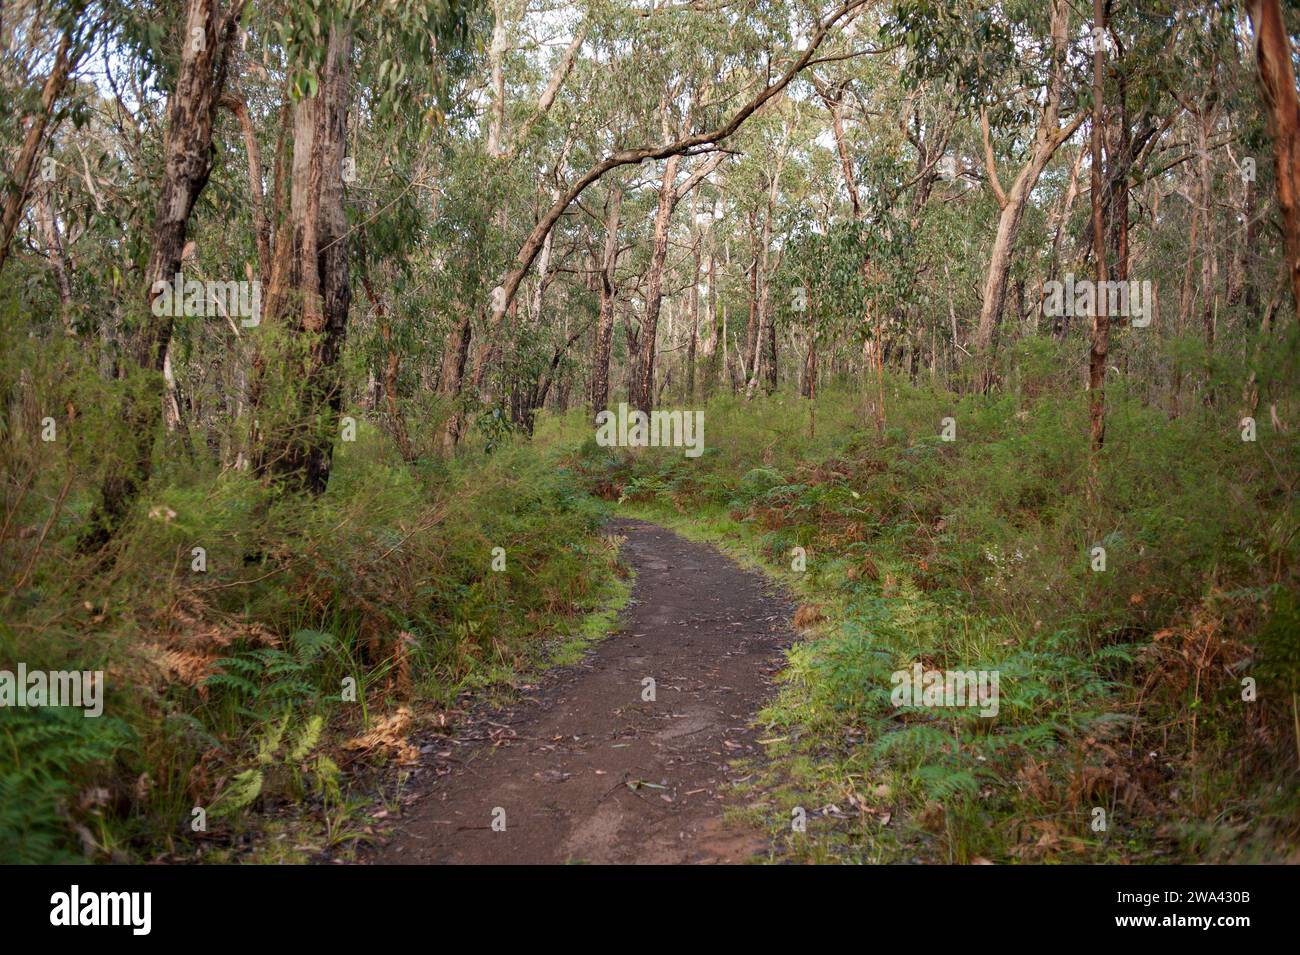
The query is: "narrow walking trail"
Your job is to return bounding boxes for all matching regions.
[372,518,795,864]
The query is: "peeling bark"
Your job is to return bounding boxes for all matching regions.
[82,0,245,549]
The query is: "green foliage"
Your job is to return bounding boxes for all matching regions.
[592,378,1300,863]
[0,708,134,864]
[0,385,620,860]
[2,0,1295,872]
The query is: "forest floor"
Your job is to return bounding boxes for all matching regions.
[370,518,793,864]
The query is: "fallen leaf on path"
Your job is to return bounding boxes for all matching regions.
[344,706,419,764]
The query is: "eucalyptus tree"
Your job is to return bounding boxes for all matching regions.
[0,0,99,275]
[889,0,1087,390]
[436,0,589,445]
[246,0,473,492]
[73,0,476,546]
[616,4,755,412]
[82,0,248,548]
[588,176,626,414]
[441,0,876,446]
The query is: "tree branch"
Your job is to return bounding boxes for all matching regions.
[458,0,869,409]
[980,105,1008,210]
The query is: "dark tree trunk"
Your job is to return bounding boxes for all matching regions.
[764,316,777,394]
[629,155,680,413]
[589,186,622,416]
[686,234,700,399]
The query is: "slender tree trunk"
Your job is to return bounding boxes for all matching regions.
[1198,107,1218,404]
[34,181,73,333]
[701,242,722,396]
[746,178,778,400]
[1178,174,1200,330]
[220,92,272,279]
[0,30,73,275]
[362,273,413,462]
[1227,160,1255,307]
[1052,148,1086,275]
[686,229,701,399]
[765,311,778,394]
[1087,0,1110,455]
[630,153,680,413]
[743,246,759,378]
[590,185,622,416]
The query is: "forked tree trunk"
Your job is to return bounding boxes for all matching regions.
[220,92,272,279]
[973,0,1083,391]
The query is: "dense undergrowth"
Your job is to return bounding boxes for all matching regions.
[0,387,623,863]
[562,342,1300,863]
[4,324,1297,865]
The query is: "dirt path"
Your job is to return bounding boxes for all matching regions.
[371,518,795,864]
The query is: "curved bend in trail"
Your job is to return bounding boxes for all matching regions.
[373,518,794,865]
